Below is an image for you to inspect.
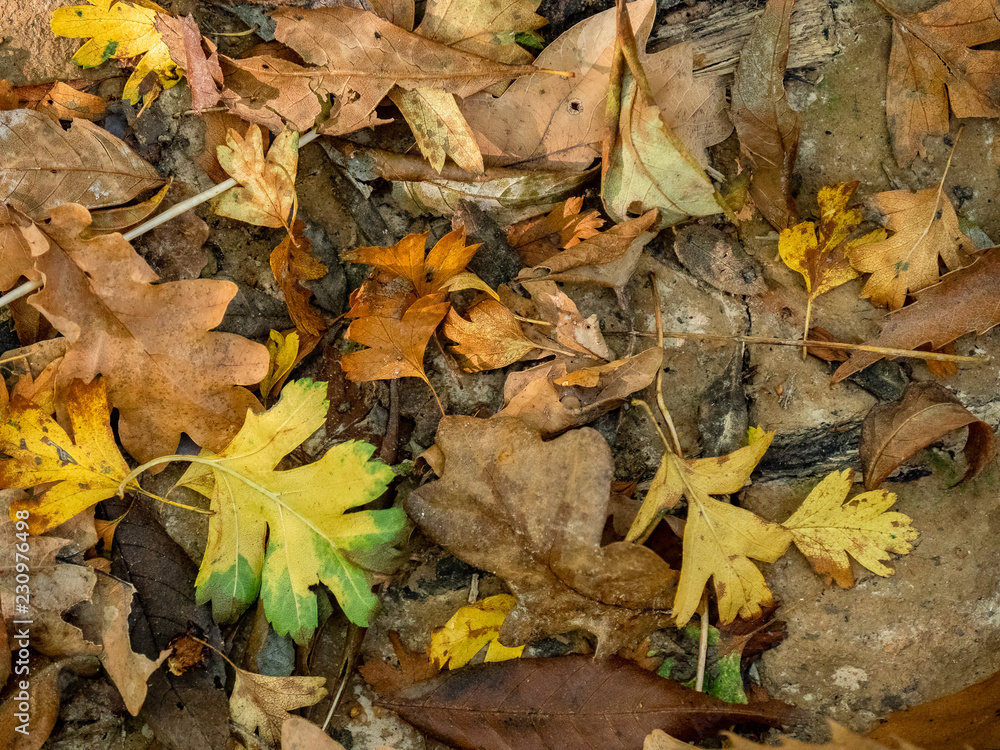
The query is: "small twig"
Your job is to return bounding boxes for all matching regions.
[695,598,710,692]
[0,279,43,308]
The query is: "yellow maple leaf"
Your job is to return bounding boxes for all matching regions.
[779,182,886,344]
[212,125,299,231]
[628,427,792,627]
[1,378,134,534]
[51,0,181,104]
[428,594,525,669]
[781,468,918,588]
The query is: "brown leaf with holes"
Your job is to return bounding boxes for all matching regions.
[860,382,994,490]
[271,221,329,336]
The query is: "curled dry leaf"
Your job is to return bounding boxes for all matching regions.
[849,185,977,310]
[859,382,994,490]
[731,0,801,230]
[407,415,678,657]
[428,594,525,669]
[270,221,329,336]
[229,667,327,746]
[523,279,611,359]
[0,109,164,219]
[379,655,804,749]
[507,197,605,267]
[831,248,1000,382]
[20,203,269,463]
[155,14,223,113]
[782,469,918,588]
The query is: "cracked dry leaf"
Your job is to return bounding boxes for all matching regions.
[883,0,1000,166]
[229,668,327,746]
[211,124,298,231]
[0,108,165,220]
[507,197,605,266]
[779,182,886,339]
[20,203,269,463]
[270,221,328,336]
[50,0,181,104]
[731,0,800,230]
[175,379,407,642]
[407,416,678,657]
[782,469,918,588]
[429,594,525,669]
[444,298,543,371]
[849,185,977,310]
[627,427,792,627]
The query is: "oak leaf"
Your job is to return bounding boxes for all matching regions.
[0,108,164,220]
[229,668,327,745]
[779,182,887,340]
[731,0,800,230]
[882,0,1000,166]
[270,221,328,336]
[19,203,269,463]
[443,298,544,371]
[507,197,605,267]
[428,594,525,669]
[627,427,792,627]
[167,379,406,642]
[781,469,918,588]
[211,124,298,231]
[407,416,679,657]
[848,185,976,310]
[859,382,994,490]
[50,0,181,104]
[831,247,1000,382]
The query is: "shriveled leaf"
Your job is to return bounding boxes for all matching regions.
[831,248,1000,382]
[379,655,803,748]
[176,379,406,641]
[2,379,129,533]
[270,220,328,335]
[342,295,451,386]
[21,203,268,463]
[507,197,605,267]
[731,0,801,230]
[782,469,918,588]
[50,0,181,104]
[84,182,170,234]
[859,382,994,490]
[212,124,298,230]
[391,87,484,174]
[407,416,678,657]
[229,668,327,745]
[156,14,223,113]
[428,594,525,669]
[848,186,977,310]
[522,279,611,359]
[0,108,164,219]
[444,299,542,371]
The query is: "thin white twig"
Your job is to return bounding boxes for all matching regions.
[0,279,43,308]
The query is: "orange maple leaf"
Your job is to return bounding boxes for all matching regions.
[270,220,328,335]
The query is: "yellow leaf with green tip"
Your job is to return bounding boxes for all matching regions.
[782,468,918,588]
[175,379,407,643]
[428,594,525,669]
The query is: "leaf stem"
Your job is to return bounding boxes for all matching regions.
[695,598,709,692]
[801,295,814,360]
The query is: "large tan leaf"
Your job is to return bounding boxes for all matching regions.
[0,109,164,219]
[20,203,269,463]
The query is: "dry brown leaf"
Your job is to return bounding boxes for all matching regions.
[282,717,353,750]
[194,110,259,183]
[849,186,977,310]
[360,630,440,697]
[406,415,678,657]
[0,109,164,220]
[507,197,605,266]
[882,0,1000,166]
[0,205,37,291]
[390,87,485,173]
[443,298,544,371]
[345,270,417,321]
[860,382,994,490]
[522,279,612,360]
[647,720,918,749]
[270,220,329,336]
[831,247,1000,382]
[674,225,767,296]
[229,668,327,746]
[731,0,801,230]
[19,203,269,463]
[156,14,223,113]
[0,79,106,120]
[0,656,72,750]
[370,0,415,30]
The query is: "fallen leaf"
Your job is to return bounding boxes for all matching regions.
[342,295,451,388]
[674,225,767,296]
[155,14,223,113]
[0,206,37,291]
[781,468,918,588]
[50,0,181,104]
[20,203,269,463]
[731,0,801,230]
[407,416,678,657]
[779,182,886,337]
[859,381,994,490]
[429,594,525,669]
[507,197,605,267]
[229,667,327,745]
[522,279,612,359]
[0,656,74,750]
[627,427,792,626]
[270,221,329,335]
[379,655,803,748]
[0,80,106,120]
[601,0,723,227]
[390,87,484,174]
[282,717,352,750]
[260,329,299,403]
[831,248,1000,382]
[83,182,170,235]
[443,299,544,371]
[881,0,1000,166]
[0,108,165,220]
[649,721,910,749]
[848,185,977,310]
[173,379,406,642]
[165,633,209,676]
[360,630,440,696]
[211,124,298,231]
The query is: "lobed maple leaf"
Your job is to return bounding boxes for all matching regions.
[428,594,525,670]
[50,0,181,104]
[270,221,328,336]
[167,379,406,643]
[443,299,544,372]
[781,469,918,588]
